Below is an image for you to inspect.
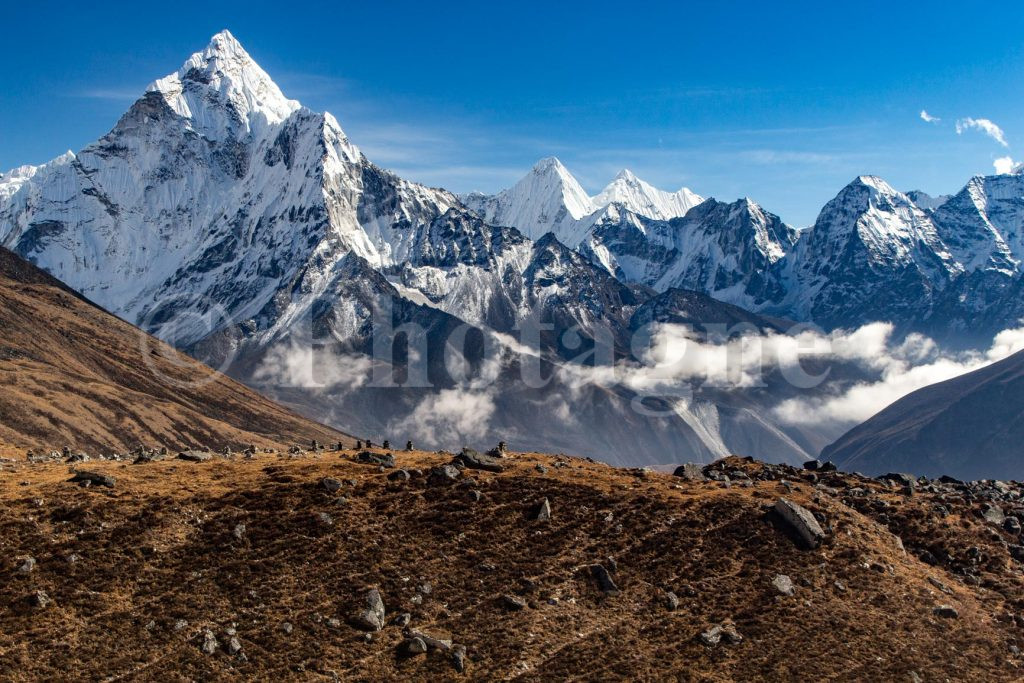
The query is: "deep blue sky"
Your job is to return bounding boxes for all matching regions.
[2,0,1022,225]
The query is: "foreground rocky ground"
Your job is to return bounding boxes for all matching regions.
[0,446,1022,681]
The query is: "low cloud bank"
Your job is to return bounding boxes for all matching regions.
[772,325,1024,428]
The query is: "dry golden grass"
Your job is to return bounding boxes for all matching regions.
[0,248,349,453]
[0,451,1019,681]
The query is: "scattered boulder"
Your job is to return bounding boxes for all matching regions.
[177,450,212,463]
[700,623,742,647]
[933,604,959,619]
[18,557,36,573]
[352,588,386,631]
[878,472,915,487]
[387,469,411,482]
[356,451,395,468]
[226,636,243,656]
[535,497,552,522]
[406,628,452,652]
[672,463,706,482]
[27,590,51,609]
[200,630,219,655]
[321,477,343,492]
[232,523,246,541]
[427,465,461,486]
[502,594,527,611]
[401,637,428,656]
[772,574,795,596]
[664,591,680,611]
[69,470,115,488]
[982,504,1005,525]
[774,498,826,548]
[453,449,504,473]
[451,644,468,673]
[589,564,620,596]
[392,612,412,627]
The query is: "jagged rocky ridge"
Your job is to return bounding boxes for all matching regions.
[470,162,1024,345]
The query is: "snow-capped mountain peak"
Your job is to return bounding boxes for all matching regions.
[148,29,300,139]
[461,156,596,245]
[592,168,704,220]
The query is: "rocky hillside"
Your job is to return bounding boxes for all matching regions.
[0,449,1021,680]
[822,348,1024,480]
[0,247,348,453]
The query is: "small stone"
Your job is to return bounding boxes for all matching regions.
[406,629,452,651]
[933,604,959,619]
[469,490,482,502]
[402,637,428,655]
[174,619,188,631]
[589,564,620,596]
[200,630,219,655]
[18,557,36,573]
[321,477,342,492]
[387,469,411,482]
[232,523,246,541]
[226,636,242,655]
[28,590,51,608]
[772,574,795,596]
[317,512,334,526]
[451,644,468,672]
[281,622,293,634]
[352,588,386,631]
[502,594,527,611]
[720,623,743,644]
[392,612,412,627]
[535,497,552,522]
[700,625,722,646]
[664,591,680,611]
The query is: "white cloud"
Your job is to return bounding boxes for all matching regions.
[399,389,496,444]
[772,323,1024,428]
[920,110,940,123]
[994,156,1022,175]
[956,117,1009,147]
[253,343,372,390]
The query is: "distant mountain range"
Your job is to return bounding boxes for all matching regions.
[2,30,1023,466]
[468,161,1024,346]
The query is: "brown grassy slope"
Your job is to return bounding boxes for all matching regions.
[0,248,349,453]
[0,450,1019,681]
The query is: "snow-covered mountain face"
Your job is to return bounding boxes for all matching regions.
[461,159,704,247]
[478,159,1024,344]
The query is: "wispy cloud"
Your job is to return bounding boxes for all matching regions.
[956,117,1009,147]
[74,87,143,101]
[920,109,940,123]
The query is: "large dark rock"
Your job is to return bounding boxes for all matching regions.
[774,498,826,548]
[69,470,115,488]
[453,449,504,473]
[356,451,395,468]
